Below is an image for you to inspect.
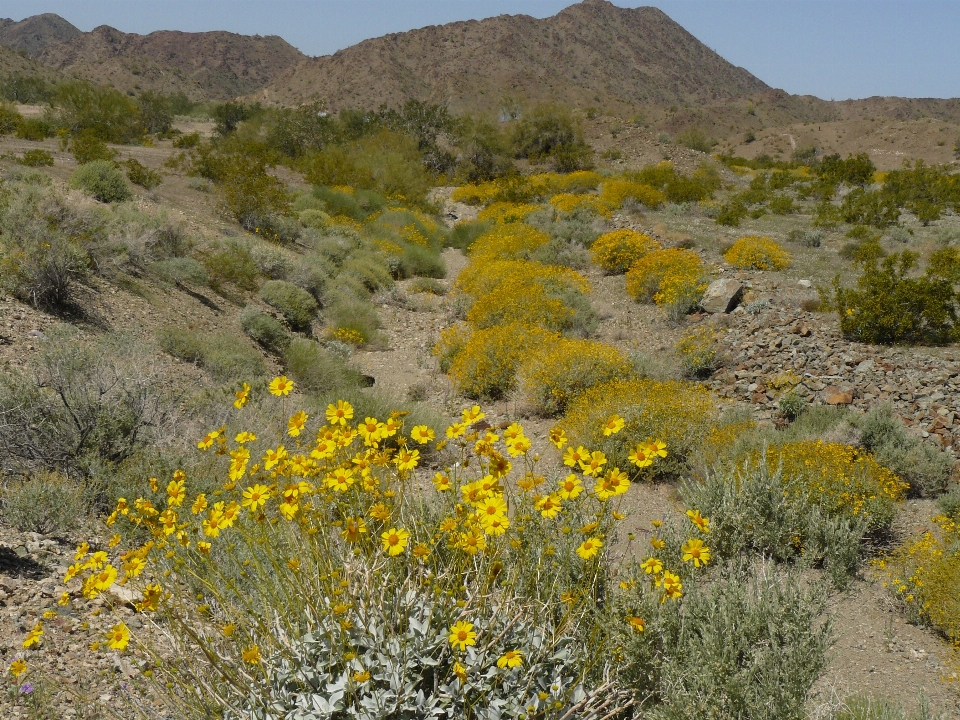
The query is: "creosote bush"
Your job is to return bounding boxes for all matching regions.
[0,471,89,535]
[723,235,792,270]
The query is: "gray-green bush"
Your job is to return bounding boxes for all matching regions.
[0,471,90,534]
[284,338,363,395]
[69,160,132,203]
[157,326,266,382]
[259,279,319,332]
[240,307,291,356]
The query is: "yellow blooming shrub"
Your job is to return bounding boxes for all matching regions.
[448,323,560,398]
[674,325,718,378]
[723,235,792,271]
[476,202,540,225]
[625,248,708,317]
[760,440,908,530]
[561,377,717,478]
[465,271,593,333]
[466,223,552,263]
[599,180,666,210]
[590,229,661,274]
[519,338,636,415]
[878,514,960,647]
[548,193,612,217]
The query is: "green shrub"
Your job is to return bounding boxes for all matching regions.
[0,101,22,134]
[396,244,446,279]
[240,306,291,356]
[408,277,446,295]
[682,459,867,587]
[157,326,265,382]
[616,564,830,720]
[829,695,942,720]
[15,117,53,141]
[0,326,170,476]
[259,279,319,332]
[70,129,118,164]
[6,167,52,186]
[787,228,822,248]
[674,128,716,153]
[511,104,591,171]
[674,325,718,378]
[830,248,960,345]
[123,158,163,189]
[203,238,259,290]
[69,160,132,203]
[52,80,144,143]
[172,132,201,149]
[284,338,364,394]
[150,257,208,286]
[446,220,492,250]
[341,253,394,292]
[778,390,807,421]
[0,471,90,535]
[19,149,54,167]
[324,293,382,346]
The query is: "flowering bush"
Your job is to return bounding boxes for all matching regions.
[723,235,792,271]
[476,201,540,225]
[519,338,635,415]
[674,325,719,378]
[625,248,708,318]
[560,377,717,479]
[548,193,611,217]
[599,180,665,210]
[467,223,552,263]
[877,513,960,649]
[590,229,660,275]
[446,322,559,398]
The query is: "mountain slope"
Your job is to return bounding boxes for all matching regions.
[0,13,81,55]
[259,0,770,112]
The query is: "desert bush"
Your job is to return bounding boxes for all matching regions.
[858,404,952,497]
[682,459,868,587]
[0,327,170,477]
[787,228,823,248]
[341,253,394,292]
[19,149,54,167]
[283,338,364,395]
[590,229,660,274]
[467,223,552,262]
[70,130,118,164]
[476,201,540,225]
[548,193,611,217]
[324,293,382,347]
[69,161,132,203]
[52,80,144,143]
[202,238,260,291]
[616,563,830,718]
[446,322,559,398]
[625,248,708,319]
[878,513,960,647]
[561,377,717,479]
[409,277,446,295]
[674,325,718,378]
[723,235,792,270]
[828,695,944,720]
[778,390,807,421]
[511,104,591,170]
[674,128,716,153]
[240,307,291,356]
[258,280,319,332]
[599,180,666,209]
[6,166,52,186]
[446,219,492,250]
[0,100,22,134]
[15,117,53,140]
[526,205,605,250]
[150,257,208,287]
[830,248,960,345]
[123,158,163,189]
[395,244,446,279]
[0,471,90,534]
[157,326,266,382]
[519,338,634,415]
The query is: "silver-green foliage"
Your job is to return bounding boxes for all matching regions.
[233,588,617,720]
[0,471,89,534]
[259,279,319,332]
[69,160,131,203]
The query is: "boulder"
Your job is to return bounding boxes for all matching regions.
[824,386,854,405]
[700,278,743,314]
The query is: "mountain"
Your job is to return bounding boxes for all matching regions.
[0,15,306,101]
[258,0,770,113]
[0,13,81,55]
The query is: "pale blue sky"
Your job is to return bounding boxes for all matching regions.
[0,1,958,101]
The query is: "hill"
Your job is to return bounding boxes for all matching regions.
[0,13,81,55]
[258,0,770,112]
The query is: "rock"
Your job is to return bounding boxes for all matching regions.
[797,279,813,288]
[824,386,854,405]
[700,278,743,314]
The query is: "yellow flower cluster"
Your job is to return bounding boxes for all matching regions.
[467,223,552,263]
[590,229,661,275]
[760,441,908,528]
[561,377,717,478]
[877,514,960,648]
[476,202,541,225]
[625,248,708,316]
[674,325,718,378]
[723,235,792,271]
[548,193,612,217]
[450,172,603,206]
[599,180,666,210]
[519,338,634,415]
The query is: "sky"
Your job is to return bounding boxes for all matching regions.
[0,0,958,101]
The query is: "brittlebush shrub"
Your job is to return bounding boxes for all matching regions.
[519,338,635,415]
[723,236,792,271]
[476,201,540,225]
[590,229,660,274]
[467,223,552,263]
[877,514,960,648]
[548,193,611,217]
[447,323,559,398]
[674,325,718,378]
[759,441,907,532]
[599,180,666,210]
[561,377,717,479]
[625,248,708,319]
